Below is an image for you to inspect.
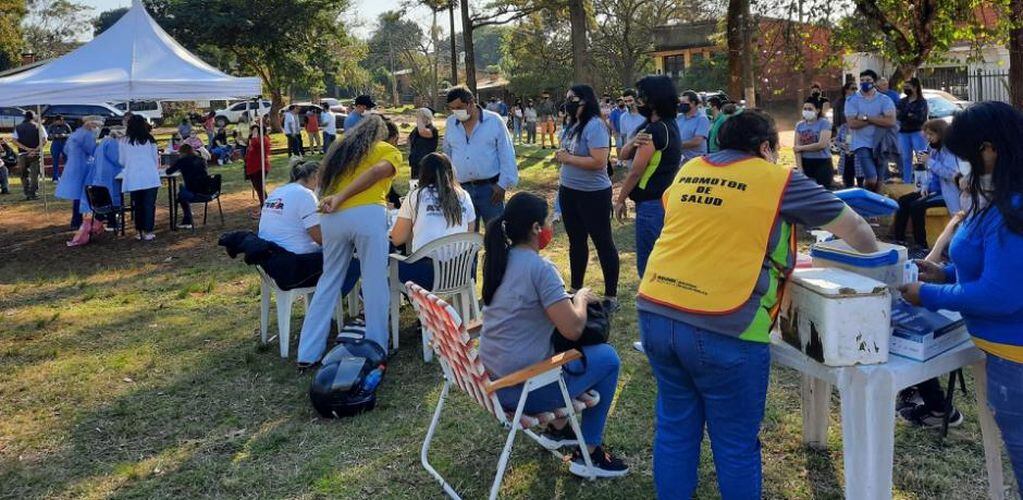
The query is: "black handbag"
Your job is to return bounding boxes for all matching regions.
[551,298,612,354]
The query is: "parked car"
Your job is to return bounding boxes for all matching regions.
[111,100,164,126]
[922,88,971,110]
[280,102,345,127]
[214,100,271,127]
[0,106,26,131]
[41,103,125,129]
[319,98,348,114]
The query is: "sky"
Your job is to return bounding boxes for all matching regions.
[79,0,434,38]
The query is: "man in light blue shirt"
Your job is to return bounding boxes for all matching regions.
[618,90,648,169]
[343,95,375,131]
[844,69,896,191]
[443,86,518,224]
[675,90,711,162]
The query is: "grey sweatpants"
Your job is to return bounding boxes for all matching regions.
[297,204,390,362]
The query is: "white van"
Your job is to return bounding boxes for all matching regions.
[111,101,164,126]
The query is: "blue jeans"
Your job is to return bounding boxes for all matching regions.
[513,117,522,140]
[639,310,771,499]
[986,354,1023,493]
[898,131,928,183]
[177,186,213,225]
[461,182,504,227]
[497,344,620,447]
[635,200,665,278]
[50,140,66,181]
[854,147,880,182]
[322,132,335,153]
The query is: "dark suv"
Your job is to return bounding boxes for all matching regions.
[42,104,125,129]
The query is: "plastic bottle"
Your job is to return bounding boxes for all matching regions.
[361,366,385,393]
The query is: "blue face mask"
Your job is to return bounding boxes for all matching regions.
[860,82,874,93]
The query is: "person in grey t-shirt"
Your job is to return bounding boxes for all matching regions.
[478,192,628,478]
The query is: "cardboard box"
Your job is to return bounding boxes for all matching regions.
[889,301,969,361]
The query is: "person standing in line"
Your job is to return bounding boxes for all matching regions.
[319,104,337,154]
[609,96,625,165]
[305,106,321,152]
[177,117,192,140]
[343,95,375,131]
[899,102,1023,493]
[283,105,303,158]
[245,125,272,219]
[706,96,735,154]
[793,99,834,188]
[47,115,71,181]
[203,111,216,147]
[119,115,161,241]
[555,84,620,309]
[236,111,252,157]
[407,107,439,180]
[877,77,902,107]
[55,116,101,230]
[297,114,398,367]
[442,86,518,225]
[512,99,525,143]
[845,69,896,193]
[614,75,682,278]
[896,77,929,183]
[12,111,47,201]
[833,81,859,188]
[676,90,711,162]
[485,96,501,114]
[617,89,647,169]
[497,97,509,118]
[638,109,879,498]
[524,100,538,144]
[806,82,831,117]
[536,92,558,149]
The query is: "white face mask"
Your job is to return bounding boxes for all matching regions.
[452,109,470,122]
[802,110,817,121]
[980,173,994,193]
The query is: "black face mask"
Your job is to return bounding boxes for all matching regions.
[903,87,914,95]
[637,105,653,118]
[679,103,692,114]
[565,101,581,117]
[811,89,821,96]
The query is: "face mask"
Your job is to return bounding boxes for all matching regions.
[538,226,554,250]
[958,159,972,177]
[811,89,821,97]
[637,105,652,118]
[802,110,817,121]
[680,103,692,114]
[565,101,580,117]
[452,109,470,122]
[618,104,625,109]
[860,82,874,93]
[903,87,913,95]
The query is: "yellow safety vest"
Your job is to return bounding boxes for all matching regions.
[638,155,793,315]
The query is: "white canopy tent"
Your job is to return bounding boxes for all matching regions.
[0,0,262,105]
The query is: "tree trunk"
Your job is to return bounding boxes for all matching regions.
[726,0,744,100]
[449,2,458,86]
[741,8,755,107]
[460,0,476,93]
[1010,0,1023,109]
[269,90,285,133]
[568,0,590,83]
[432,8,441,109]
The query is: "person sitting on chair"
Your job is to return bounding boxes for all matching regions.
[478,192,629,479]
[389,153,476,288]
[166,143,216,229]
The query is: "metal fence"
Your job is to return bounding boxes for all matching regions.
[919,68,1010,103]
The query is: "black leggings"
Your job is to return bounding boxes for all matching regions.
[559,186,619,297]
[801,157,834,189]
[891,192,945,246]
[841,153,863,188]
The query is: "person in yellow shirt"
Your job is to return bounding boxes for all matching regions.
[297,114,400,368]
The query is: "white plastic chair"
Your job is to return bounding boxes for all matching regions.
[256,265,359,358]
[406,283,597,499]
[388,232,483,361]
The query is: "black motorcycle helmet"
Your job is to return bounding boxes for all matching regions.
[309,338,387,419]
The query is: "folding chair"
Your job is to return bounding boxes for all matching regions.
[256,265,354,358]
[84,185,126,236]
[186,174,224,229]
[406,283,597,500]
[388,233,483,361]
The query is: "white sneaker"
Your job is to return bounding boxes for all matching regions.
[632,341,645,353]
[142,232,156,241]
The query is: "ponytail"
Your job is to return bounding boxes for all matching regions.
[481,192,550,305]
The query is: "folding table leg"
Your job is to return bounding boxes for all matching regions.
[800,375,831,449]
[838,369,895,500]
[971,360,1006,500]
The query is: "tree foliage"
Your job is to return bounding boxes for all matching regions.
[0,0,27,70]
[91,7,127,37]
[22,0,92,60]
[500,11,573,97]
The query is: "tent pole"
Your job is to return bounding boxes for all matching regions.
[36,104,49,217]
[257,97,265,209]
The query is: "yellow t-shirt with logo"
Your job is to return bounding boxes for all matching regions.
[324,141,401,210]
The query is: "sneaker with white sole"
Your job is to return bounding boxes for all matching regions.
[535,423,578,450]
[142,232,156,241]
[899,404,964,428]
[569,445,629,478]
[632,341,645,353]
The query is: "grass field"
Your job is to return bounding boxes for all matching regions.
[0,141,1016,499]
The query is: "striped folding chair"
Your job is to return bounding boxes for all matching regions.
[406,282,599,500]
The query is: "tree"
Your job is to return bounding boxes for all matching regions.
[366,11,435,105]
[91,7,127,37]
[22,0,93,60]
[0,0,27,71]
[501,11,573,95]
[147,0,355,131]
[1009,0,1022,108]
[458,0,545,92]
[566,0,590,82]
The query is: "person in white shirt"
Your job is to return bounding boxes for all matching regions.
[258,160,360,291]
[390,152,476,288]
[283,105,303,158]
[319,104,337,154]
[119,115,161,241]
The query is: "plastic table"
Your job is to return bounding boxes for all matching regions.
[770,333,1005,500]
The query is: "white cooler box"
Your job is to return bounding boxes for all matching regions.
[780,268,892,366]
[810,240,908,290]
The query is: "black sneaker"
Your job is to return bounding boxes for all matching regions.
[569,445,629,478]
[896,387,923,413]
[604,298,621,316]
[536,423,578,450]
[899,404,964,429]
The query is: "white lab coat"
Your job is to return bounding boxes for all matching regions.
[118,139,161,193]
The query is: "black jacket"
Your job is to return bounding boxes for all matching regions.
[219,230,323,290]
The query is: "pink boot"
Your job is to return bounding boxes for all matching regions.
[67,222,92,247]
[89,218,105,236]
